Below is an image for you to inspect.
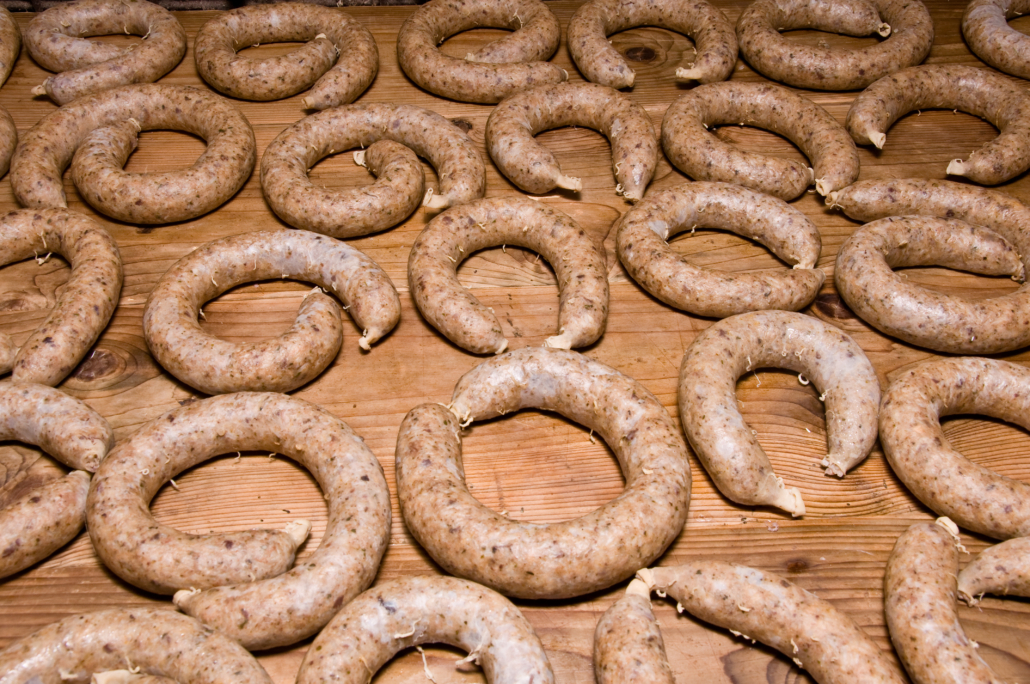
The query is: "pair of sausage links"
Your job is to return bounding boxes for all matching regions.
[297,576,555,684]
[0,608,272,684]
[963,0,1030,80]
[0,8,20,178]
[958,536,1030,604]
[195,3,378,109]
[24,0,186,105]
[143,230,400,395]
[396,347,691,599]
[615,182,825,318]
[408,197,608,354]
[661,82,859,200]
[397,0,564,104]
[880,357,1030,540]
[486,82,658,201]
[737,0,933,91]
[567,0,736,88]
[846,65,1030,184]
[678,311,881,517]
[86,392,391,650]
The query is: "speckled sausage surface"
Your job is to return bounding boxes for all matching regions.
[0,607,272,684]
[738,0,932,90]
[963,0,1030,80]
[0,7,20,88]
[298,575,555,684]
[194,3,378,109]
[0,209,122,387]
[568,0,736,88]
[24,0,186,105]
[144,230,400,395]
[0,106,17,179]
[397,0,564,104]
[408,197,608,354]
[846,65,1030,184]
[396,347,691,599]
[880,357,1030,540]
[0,471,89,580]
[678,311,881,517]
[486,82,658,201]
[958,537,1030,604]
[593,580,674,684]
[616,183,824,317]
[87,393,391,650]
[661,82,859,200]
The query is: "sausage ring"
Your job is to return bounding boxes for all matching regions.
[963,0,1030,81]
[408,197,609,354]
[396,347,692,599]
[397,0,565,104]
[86,392,391,651]
[486,82,658,201]
[567,0,736,88]
[0,8,20,178]
[24,0,186,105]
[737,0,933,90]
[678,310,881,517]
[143,230,400,395]
[194,3,377,109]
[661,82,859,200]
[297,576,555,684]
[958,536,1030,605]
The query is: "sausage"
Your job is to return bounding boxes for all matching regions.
[0,607,272,684]
[963,0,1030,80]
[143,230,400,395]
[297,575,555,684]
[24,0,186,105]
[0,106,16,179]
[395,347,692,599]
[397,0,565,104]
[593,580,674,684]
[616,182,824,317]
[408,197,609,354]
[194,3,378,109]
[879,357,1030,540]
[846,65,1030,185]
[0,209,122,387]
[11,84,256,225]
[260,102,485,218]
[958,537,1030,605]
[678,310,881,517]
[86,392,391,651]
[736,0,933,90]
[567,0,736,88]
[661,82,859,200]
[0,7,20,88]
[486,82,658,201]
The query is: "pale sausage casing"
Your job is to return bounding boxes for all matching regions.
[0,7,20,177]
[958,536,1030,604]
[963,0,1030,81]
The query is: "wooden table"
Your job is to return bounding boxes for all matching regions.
[1,2,1029,682]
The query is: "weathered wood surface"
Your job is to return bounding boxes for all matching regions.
[1,2,1030,682]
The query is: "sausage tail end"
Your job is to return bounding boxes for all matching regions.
[675,66,701,82]
[556,175,582,192]
[947,159,969,177]
[877,23,891,37]
[284,519,312,548]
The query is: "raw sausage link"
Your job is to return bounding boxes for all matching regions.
[0,471,89,580]
[879,357,1030,540]
[0,106,17,179]
[486,82,658,201]
[408,197,609,354]
[963,0,1030,80]
[143,230,400,395]
[661,82,859,200]
[958,537,1030,604]
[737,0,933,90]
[678,310,881,516]
[396,347,691,599]
[11,84,256,225]
[616,182,824,317]
[0,6,20,87]
[397,0,565,104]
[194,3,378,109]
[87,393,391,650]
[297,576,555,684]
[846,65,1030,185]
[0,209,122,387]
[24,0,186,105]
[0,607,272,684]
[567,0,736,88]
[593,580,674,684]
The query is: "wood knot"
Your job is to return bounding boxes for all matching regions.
[624,46,656,62]
[450,118,473,133]
[786,558,809,574]
[813,293,853,320]
[72,348,119,381]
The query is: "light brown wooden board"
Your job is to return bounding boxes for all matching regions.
[1,2,1029,682]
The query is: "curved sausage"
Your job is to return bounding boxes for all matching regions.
[408,197,609,354]
[958,537,1030,605]
[0,106,17,180]
[678,310,881,516]
[963,0,1030,81]
[0,7,20,88]
[143,230,400,395]
[593,580,674,684]
[567,0,736,88]
[486,82,658,201]
[86,392,391,650]
[616,182,824,317]
[24,0,186,105]
[297,575,555,684]
[396,347,692,599]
